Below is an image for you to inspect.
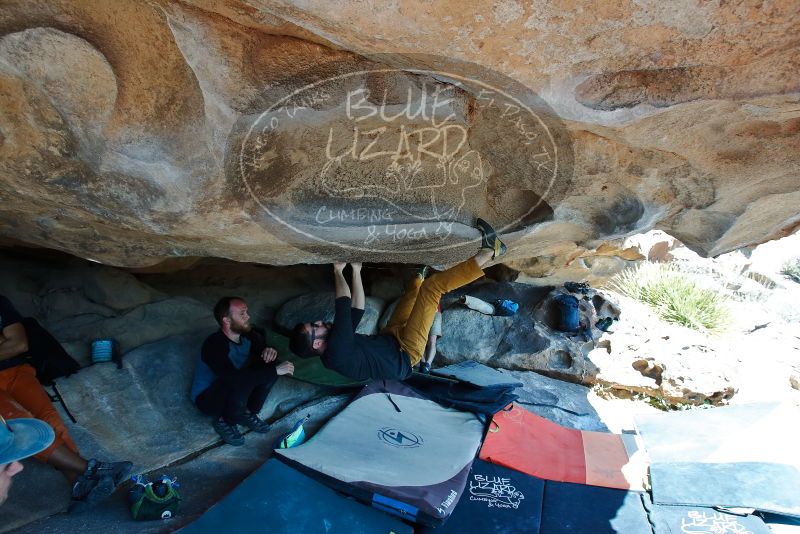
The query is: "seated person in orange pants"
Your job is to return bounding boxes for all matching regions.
[290,219,506,380]
[0,295,132,510]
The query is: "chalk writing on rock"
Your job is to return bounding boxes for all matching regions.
[233,55,573,256]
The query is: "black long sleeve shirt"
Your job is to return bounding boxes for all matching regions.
[191,329,277,400]
[322,297,411,381]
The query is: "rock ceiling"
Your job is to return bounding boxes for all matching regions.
[0,0,797,270]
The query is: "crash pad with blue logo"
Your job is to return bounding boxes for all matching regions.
[416,458,771,534]
[417,458,544,534]
[178,459,411,534]
[420,458,659,534]
[542,481,772,533]
[275,380,484,527]
[646,502,772,534]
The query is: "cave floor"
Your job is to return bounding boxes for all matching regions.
[9,395,350,534]
[7,370,656,533]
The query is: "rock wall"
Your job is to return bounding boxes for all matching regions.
[0,250,344,530]
[0,1,798,275]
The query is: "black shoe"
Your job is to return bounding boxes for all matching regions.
[234,412,272,433]
[212,419,245,446]
[564,281,590,294]
[69,473,116,513]
[85,458,133,486]
[476,218,507,259]
[418,362,431,374]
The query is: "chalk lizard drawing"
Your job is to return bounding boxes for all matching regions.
[469,474,525,509]
[319,147,486,222]
[680,510,754,534]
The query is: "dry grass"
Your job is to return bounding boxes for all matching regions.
[608,262,731,334]
[781,258,800,284]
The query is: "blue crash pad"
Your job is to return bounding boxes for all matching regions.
[647,502,771,534]
[649,462,800,518]
[179,459,412,534]
[418,458,544,534]
[539,481,652,533]
[635,402,800,518]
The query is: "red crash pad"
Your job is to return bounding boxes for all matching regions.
[479,404,647,491]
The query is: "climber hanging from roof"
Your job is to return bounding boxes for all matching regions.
[289,219,507,381]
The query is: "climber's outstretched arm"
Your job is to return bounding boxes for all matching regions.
[351,262,364,311]
[333,262,351,300]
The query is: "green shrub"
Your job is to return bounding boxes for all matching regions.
[781,258,800,284]
[608,263,731,334]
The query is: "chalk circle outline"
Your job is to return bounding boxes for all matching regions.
[237,63,563,254]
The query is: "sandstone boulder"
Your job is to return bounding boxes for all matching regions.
[0,257,50,317]
[624,230,682,263]
[585,298,737,406]
[47,297,218,366]
[37,289,117,324]
[367,272,407,302]
[433,282,736,406]
[40,262,159,311]
[138,261,338,328]
[435,282,601,381]
[53,331,334,473]
[510,242,643,288]
[0,1,797,274]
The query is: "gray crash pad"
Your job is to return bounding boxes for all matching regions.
[634,402,800,517]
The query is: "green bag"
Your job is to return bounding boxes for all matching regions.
[129,476,181,520]
[276,414,310,449]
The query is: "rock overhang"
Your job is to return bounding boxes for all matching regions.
[0,0,796,275]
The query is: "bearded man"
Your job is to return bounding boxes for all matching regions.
[191,297,294,446]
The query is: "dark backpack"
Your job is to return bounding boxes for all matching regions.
[552,294,580,332]
[21,317,80,386]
